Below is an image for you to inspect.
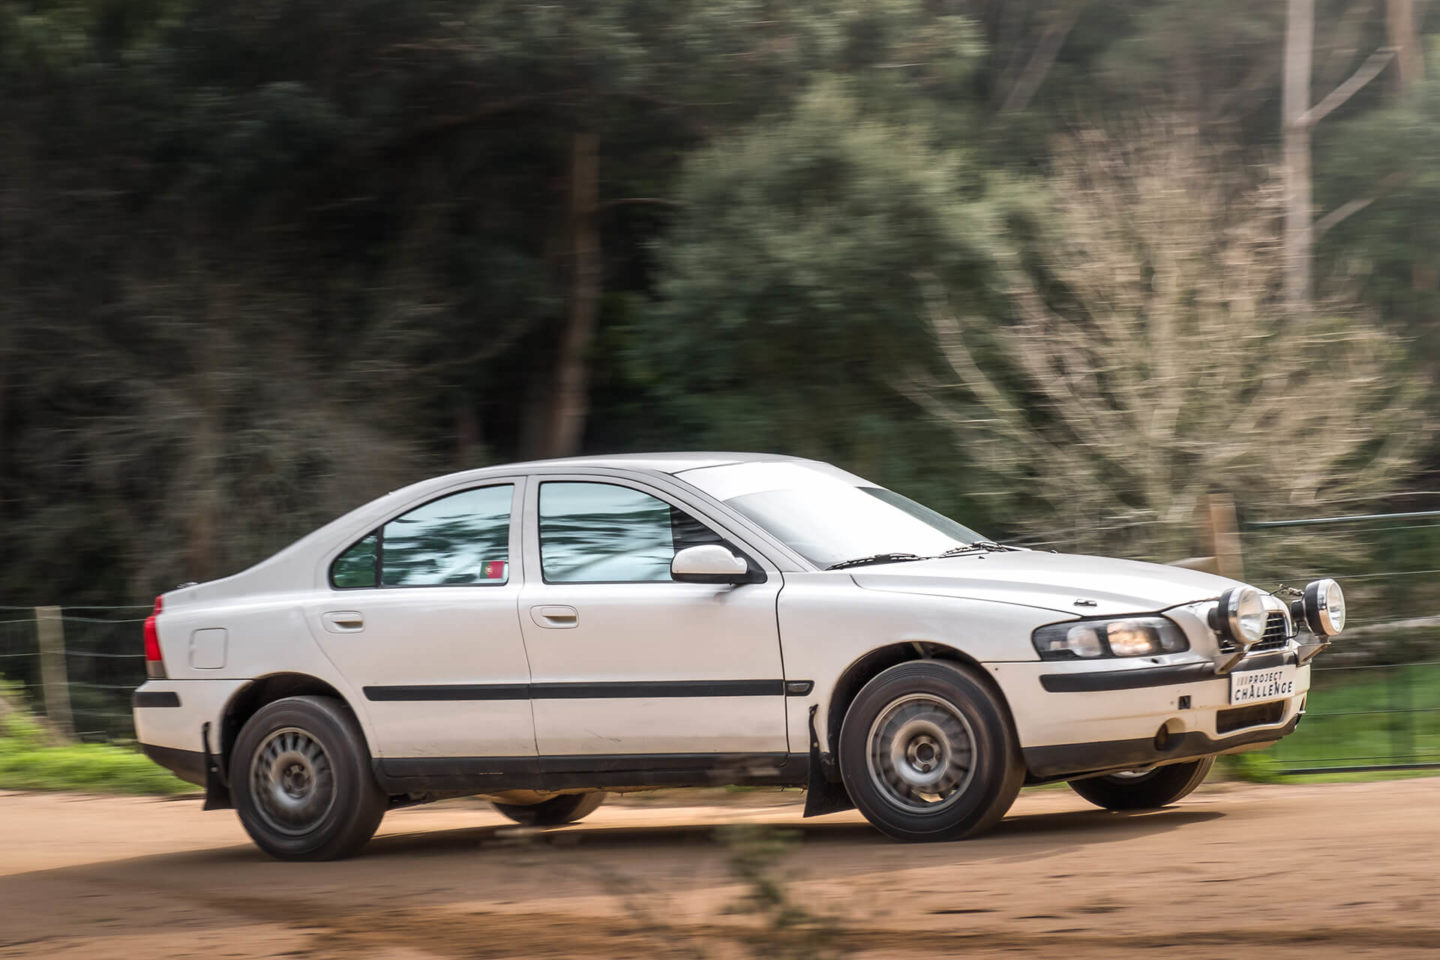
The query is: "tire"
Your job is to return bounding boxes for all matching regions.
[1067,757,1215,811]
[230,695,386,861]
[492,791,606,827]
[838,660,1023,842]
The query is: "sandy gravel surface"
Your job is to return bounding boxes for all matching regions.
[1,778,1437,959]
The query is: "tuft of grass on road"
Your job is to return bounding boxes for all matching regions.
[0,693,193,796]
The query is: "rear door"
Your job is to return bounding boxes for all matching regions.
[305,480,535,761]
[517,474,788,762]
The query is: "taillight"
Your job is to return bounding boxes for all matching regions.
[144,595,167,679]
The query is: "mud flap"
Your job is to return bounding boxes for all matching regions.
[201,721,233,811]
[802,704,854,818]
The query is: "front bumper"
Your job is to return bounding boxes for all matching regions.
[1023,715,1300,780]
[989,650,1310,780]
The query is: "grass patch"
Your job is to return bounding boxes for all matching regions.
[1263,768,1440,784]
[0,741,196,794]
[0,690,193,795]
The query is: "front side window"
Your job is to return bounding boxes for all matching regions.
[329,484,513,588]
[539,482,724,583]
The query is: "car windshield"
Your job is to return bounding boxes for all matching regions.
[681,461,983,569]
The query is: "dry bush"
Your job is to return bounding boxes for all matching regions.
[909,122,1424,563]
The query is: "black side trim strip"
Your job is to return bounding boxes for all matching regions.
[364,680,785,701]
[364,684,528,701]
[132,690,182,708]
[531,680,783,699]
[1040,662,1216,693]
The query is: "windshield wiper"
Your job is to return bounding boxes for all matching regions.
[826,552,926,570]
[939,541,1020,557]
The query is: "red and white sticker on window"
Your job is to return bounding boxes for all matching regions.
[482,561,507,580]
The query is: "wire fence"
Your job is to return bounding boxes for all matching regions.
[1266,660,1440,773]
[1,507,1438,772]
[1236,509,1440,773]
[0,605,150,742]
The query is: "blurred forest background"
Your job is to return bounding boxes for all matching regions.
[3,0,1440,606]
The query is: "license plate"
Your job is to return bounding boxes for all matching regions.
[1229,665,1298,705]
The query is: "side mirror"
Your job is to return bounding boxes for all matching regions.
[671,544,752,584]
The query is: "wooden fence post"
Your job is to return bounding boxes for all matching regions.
[1169,493,1245,579]
[34,606,74,739]
[1202,493,1245,581]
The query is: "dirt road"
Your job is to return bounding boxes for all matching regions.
[1,778,1437,959]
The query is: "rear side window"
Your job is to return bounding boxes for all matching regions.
[331,534,379,588]
[538,481,725,583]
[330,485,513,588]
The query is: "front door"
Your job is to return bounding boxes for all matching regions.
[305,480,535,762]
[517,476,788,762]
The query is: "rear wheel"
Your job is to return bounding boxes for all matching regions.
[492,792,605,826]
[838,660,1022,842]
[231,696,386,860]
[1067,757,1214,810]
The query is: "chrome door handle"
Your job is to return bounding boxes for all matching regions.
[530,604,579,629]
[321,611,365,633]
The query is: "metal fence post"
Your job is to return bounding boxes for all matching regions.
[1399,665,1415,764]
[34,606,74,739]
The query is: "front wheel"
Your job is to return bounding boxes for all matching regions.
[231,695,386,860]
[1067,757,1215,810]
[839,660,1023,842]
[492,792,605,826]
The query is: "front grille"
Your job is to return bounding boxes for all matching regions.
[1216,700,1285,734]
[1219,611,1291,653]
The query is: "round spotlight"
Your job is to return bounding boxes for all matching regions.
[1302,579,1346,637]
[1216,585,1267,647]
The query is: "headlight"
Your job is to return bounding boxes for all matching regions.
[1032,616,1190,660]
[1212,585,1266,648]
[1301,578,1346,637]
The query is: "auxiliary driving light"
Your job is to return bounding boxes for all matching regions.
[1212,585,1266,648]
[1300,578,1346,637]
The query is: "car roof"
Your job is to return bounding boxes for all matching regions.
[516,451,807,475]
[375,452,838,509]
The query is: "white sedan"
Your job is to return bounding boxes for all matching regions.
[132,453,1345,859]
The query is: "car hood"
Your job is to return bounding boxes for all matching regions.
[848,551,1242,617]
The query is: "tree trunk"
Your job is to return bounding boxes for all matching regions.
[1282,0,1314,313]
[454,400,481,468]
[998,5,1080,114]
[540,131,601,458]
[185,423,219,583]
[1387,0,1424,95]
[1387,0,1430,292]
[0,341,8,513]
[184,309,222,584]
